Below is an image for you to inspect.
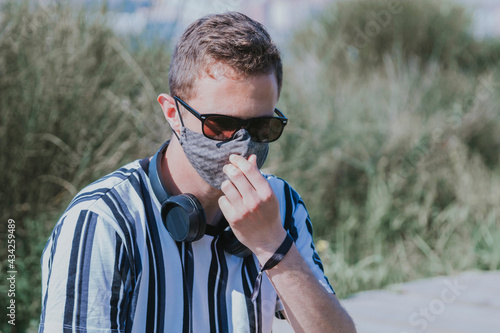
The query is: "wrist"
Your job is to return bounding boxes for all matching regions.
[251,232,294,302]
[253,229,288,265]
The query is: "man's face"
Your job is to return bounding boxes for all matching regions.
[178,70,279,133]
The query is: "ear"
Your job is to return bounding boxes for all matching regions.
[158,93,182,135]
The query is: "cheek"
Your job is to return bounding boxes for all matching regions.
[182,114,204,133]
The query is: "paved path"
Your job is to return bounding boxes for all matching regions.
[272,270,500,332]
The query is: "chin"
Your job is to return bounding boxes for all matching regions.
[209,184,225,196]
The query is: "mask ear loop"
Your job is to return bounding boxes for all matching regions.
[171,98,186,141]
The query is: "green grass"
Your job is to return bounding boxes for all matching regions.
[269,59,500,298]
[267,0,500,298]
[1,0,499,331]
[0,1,170,331]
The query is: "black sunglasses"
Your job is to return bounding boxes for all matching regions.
[174,96,287,143]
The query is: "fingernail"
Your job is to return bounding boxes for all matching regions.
[223,164,232,174]
[229,154,237,162]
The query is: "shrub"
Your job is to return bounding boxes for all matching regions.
[2,0,500,328]
[291,0,500,75]
[0,1,170,331]
[266,0,500,297]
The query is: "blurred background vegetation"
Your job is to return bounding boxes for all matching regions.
[1,0,499,331]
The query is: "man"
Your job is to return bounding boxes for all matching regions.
[39,12,356,333]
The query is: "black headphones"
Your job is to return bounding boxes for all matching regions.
[148,141,252,258]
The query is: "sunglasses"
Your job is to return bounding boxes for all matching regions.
[174,96,287,143]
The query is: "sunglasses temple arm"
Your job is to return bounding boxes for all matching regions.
[275,108,286,119]
[174,99,187,128]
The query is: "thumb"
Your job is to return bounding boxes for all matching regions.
[248,154,258,167]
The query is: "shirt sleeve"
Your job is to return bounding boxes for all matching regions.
[286,192,335,294]
[270,177,335,288]
[39,208,133,333]
[268,176,335,319]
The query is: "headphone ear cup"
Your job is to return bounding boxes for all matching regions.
[221,227,252,258]
[161,194,206,242]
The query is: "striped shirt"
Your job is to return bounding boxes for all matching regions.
[39,157,334,333]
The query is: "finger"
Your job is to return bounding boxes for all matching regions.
[225,160,273,208]
[218,195,237,222]
[229,154,269,189]
[223,163,257,195]
[220,179,243,206]
[248,154,257,167]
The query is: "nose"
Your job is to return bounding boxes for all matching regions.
[216,128,251,147]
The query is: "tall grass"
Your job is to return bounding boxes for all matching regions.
[1,0,499,330]
[266,0,500,297]
[0,1,170,331]
[291,0,500,74]
[270,61,500,296]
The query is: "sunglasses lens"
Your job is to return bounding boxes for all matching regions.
[248,118,284,142]
[203,116,240,140]
[203,115,285,142]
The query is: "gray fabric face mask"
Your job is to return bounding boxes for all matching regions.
[175,127,269,189]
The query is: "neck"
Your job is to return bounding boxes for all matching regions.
[162,138,223,226]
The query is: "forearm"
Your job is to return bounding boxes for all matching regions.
[263,244,356,333]
[219,155,355,331]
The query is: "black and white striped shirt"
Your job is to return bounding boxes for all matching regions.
[39,157,334,333]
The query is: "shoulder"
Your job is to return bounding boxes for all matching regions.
[65,160,146,214]
[263,173,312,240]
[55,159,151,238]
[264,174,303,206]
